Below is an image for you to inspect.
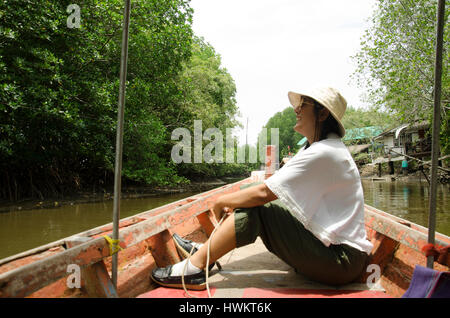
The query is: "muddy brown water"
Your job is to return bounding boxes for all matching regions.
[0,179,448,260]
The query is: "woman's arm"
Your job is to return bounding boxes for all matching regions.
[211,183,278,221]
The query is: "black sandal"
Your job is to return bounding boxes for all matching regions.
[151,264,207,290]
[172,233,222,271]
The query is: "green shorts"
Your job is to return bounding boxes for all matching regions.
[234,183,369,286]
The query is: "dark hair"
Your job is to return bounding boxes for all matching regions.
[304,101,341,149]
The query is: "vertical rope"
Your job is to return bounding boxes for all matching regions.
[182,214,226,298]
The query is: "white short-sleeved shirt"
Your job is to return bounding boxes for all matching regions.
[264,133,373,254]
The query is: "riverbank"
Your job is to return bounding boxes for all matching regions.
[358,163,450,184]
[2,164,447,214]
[0,177,243,213]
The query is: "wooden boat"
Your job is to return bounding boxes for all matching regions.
[0,173,449,298]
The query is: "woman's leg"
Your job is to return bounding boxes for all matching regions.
[189,213,236,269]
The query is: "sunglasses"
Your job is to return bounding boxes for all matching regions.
[294,97,315,115]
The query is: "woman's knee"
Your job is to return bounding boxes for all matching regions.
[234,207,262,248]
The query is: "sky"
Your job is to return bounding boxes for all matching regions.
[189,0,378,146]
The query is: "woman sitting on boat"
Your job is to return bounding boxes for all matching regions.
[152,87,374,289]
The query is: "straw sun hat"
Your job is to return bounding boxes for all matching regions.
[288,87,347,137]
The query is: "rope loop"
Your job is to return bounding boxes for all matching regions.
[182,213,227,298]
[103,235,123,256]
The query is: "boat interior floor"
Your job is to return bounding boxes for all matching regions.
[139,237,390,298]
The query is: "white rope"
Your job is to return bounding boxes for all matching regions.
[181,213,226,298]
[205,214,225,298]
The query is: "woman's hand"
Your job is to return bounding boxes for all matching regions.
[208,183,277,223]
[210,200,233,223]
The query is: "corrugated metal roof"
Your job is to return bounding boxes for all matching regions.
[343,126,383,141]
[374,121,429,140]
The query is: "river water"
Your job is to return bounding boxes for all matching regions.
[361,179,450,235]
[0,179,449,260]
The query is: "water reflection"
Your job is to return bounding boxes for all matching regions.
[361,179,449,235]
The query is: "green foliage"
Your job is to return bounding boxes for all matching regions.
[258,107,303,159]
[341,106,395,131]
[177,37,240,130]
[352,0,449,154]
[0,0,243,201]
[174,37,244,179]
[353,152,370,166]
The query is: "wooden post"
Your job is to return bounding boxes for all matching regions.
[66,237,118,298]
[146,230,181,267]
[427,0,445,269]
[265,145,277,179]
[388,161,394,175]
[197,212,215,237]
[357,232,398,284]
[112,0,132,288]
